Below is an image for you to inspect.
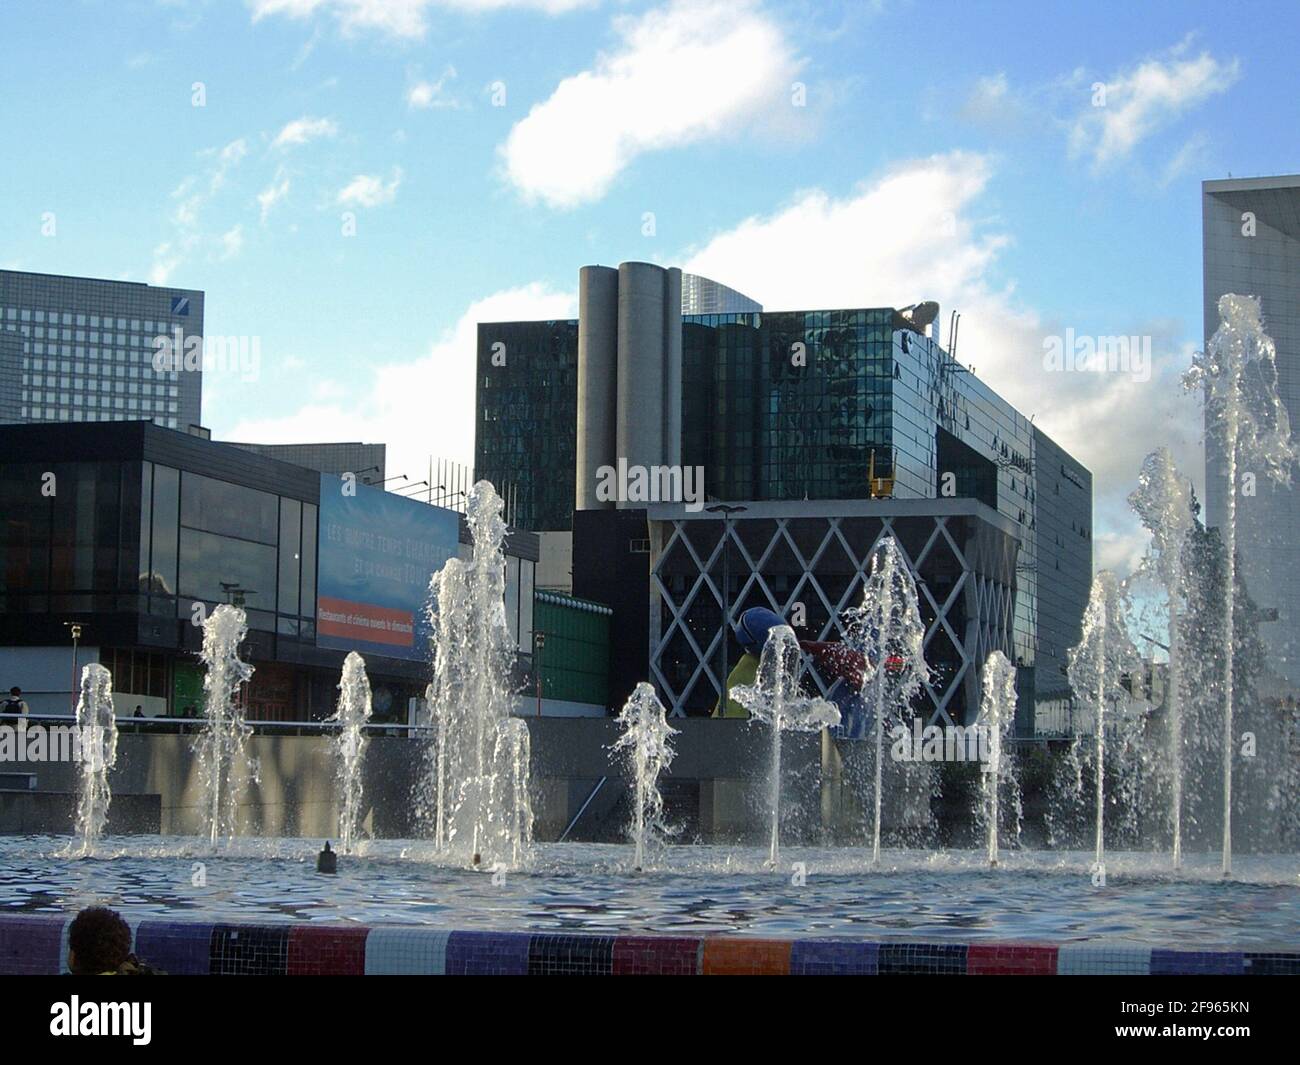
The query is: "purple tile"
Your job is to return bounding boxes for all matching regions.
[0,914,65,975]
[135,919,215,975]
[1151,950,1243,975]
[445,930,530,975]
[791,939,879,975]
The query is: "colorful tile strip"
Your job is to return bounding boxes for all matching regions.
[1,914,1293,976]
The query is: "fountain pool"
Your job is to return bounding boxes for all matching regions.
[2,836,1295,948]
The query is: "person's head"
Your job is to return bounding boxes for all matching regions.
[68,906,132,975]
[8,687,19,698]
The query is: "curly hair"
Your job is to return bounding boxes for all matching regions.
[68,906,132,974]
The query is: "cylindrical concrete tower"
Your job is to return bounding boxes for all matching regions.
[616,262,668,483]
[663,267,683,468]
[576,265,618,511]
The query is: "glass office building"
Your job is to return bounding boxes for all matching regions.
[678,308,1091,716]
[680,272,762,315]
[477,298,1093,723]
[476,318,579,532]
[1203,175,1300,689]
[0,269,204,431]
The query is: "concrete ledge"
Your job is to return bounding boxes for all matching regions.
[2,913,1294,975]
[0,791,161,835]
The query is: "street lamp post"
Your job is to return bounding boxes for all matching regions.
[533,630,547,717]
[63,622,83,714]
[705,504,747,717]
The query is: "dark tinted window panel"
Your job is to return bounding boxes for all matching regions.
[180,471,278,544]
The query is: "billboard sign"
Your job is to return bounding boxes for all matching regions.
[316,474,459,660]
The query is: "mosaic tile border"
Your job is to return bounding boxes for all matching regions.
[2,914,1295,975]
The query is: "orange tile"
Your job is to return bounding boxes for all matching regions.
[702,937,792,975]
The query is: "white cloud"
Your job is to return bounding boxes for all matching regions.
[221,283,577,479]
[219,224,245,259]
[499,0,804,208]
[407,66,459,109]
[271,115,338,149]
[257,169,291,221]
[336,167,403,207]
[248,0,592,39]
[150,138,249,282]
[959,72,1013,125]
[207,138,249,195]
[681,151,1203,576]
[1096,528,1151,577]
[1066,42,1239,169]
[1159,132,1210,188]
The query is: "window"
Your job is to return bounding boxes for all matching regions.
[179,527,277,605]
[180,472,278,544]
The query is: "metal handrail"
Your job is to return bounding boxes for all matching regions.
[557,776,607,842]
[1,713,432,736]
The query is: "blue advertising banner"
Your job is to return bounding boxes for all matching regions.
[316,473,459,660]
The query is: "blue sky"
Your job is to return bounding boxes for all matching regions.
[2,0,1297,570]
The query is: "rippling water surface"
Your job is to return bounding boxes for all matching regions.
[1,837,1296,947]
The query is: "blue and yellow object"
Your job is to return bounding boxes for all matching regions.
[712,607,785,718]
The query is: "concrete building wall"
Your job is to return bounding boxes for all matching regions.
[576,266,618,511]
[536,530,574,592]
[225,440,386,481]
[9,719,848,844]
[616,262,669,478]
[0,645,102,716]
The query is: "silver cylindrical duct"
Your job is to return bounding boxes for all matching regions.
[616,262,667,492]
[576,265,619,511]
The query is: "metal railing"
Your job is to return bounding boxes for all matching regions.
[1,713,431,738]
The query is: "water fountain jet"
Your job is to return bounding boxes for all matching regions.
[328,651,372,855]
[977,651,1020,867]
[420,481,530,869]
[72,663,117,856]
[609,682,678,870]
[1128,447,1194,868]
[846,535,929,864]
[1067,572,1139,879]
[195,604,256,848]
[1185,294,1296,877]
[732,625,838,868]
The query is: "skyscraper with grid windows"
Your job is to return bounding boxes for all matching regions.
[0,269,204,431]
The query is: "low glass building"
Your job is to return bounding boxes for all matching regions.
[0,421,538,722]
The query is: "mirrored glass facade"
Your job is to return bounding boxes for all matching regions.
[475,319,579,532]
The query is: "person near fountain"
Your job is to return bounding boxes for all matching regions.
[67,906,161,975]
[2,686,29,717]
